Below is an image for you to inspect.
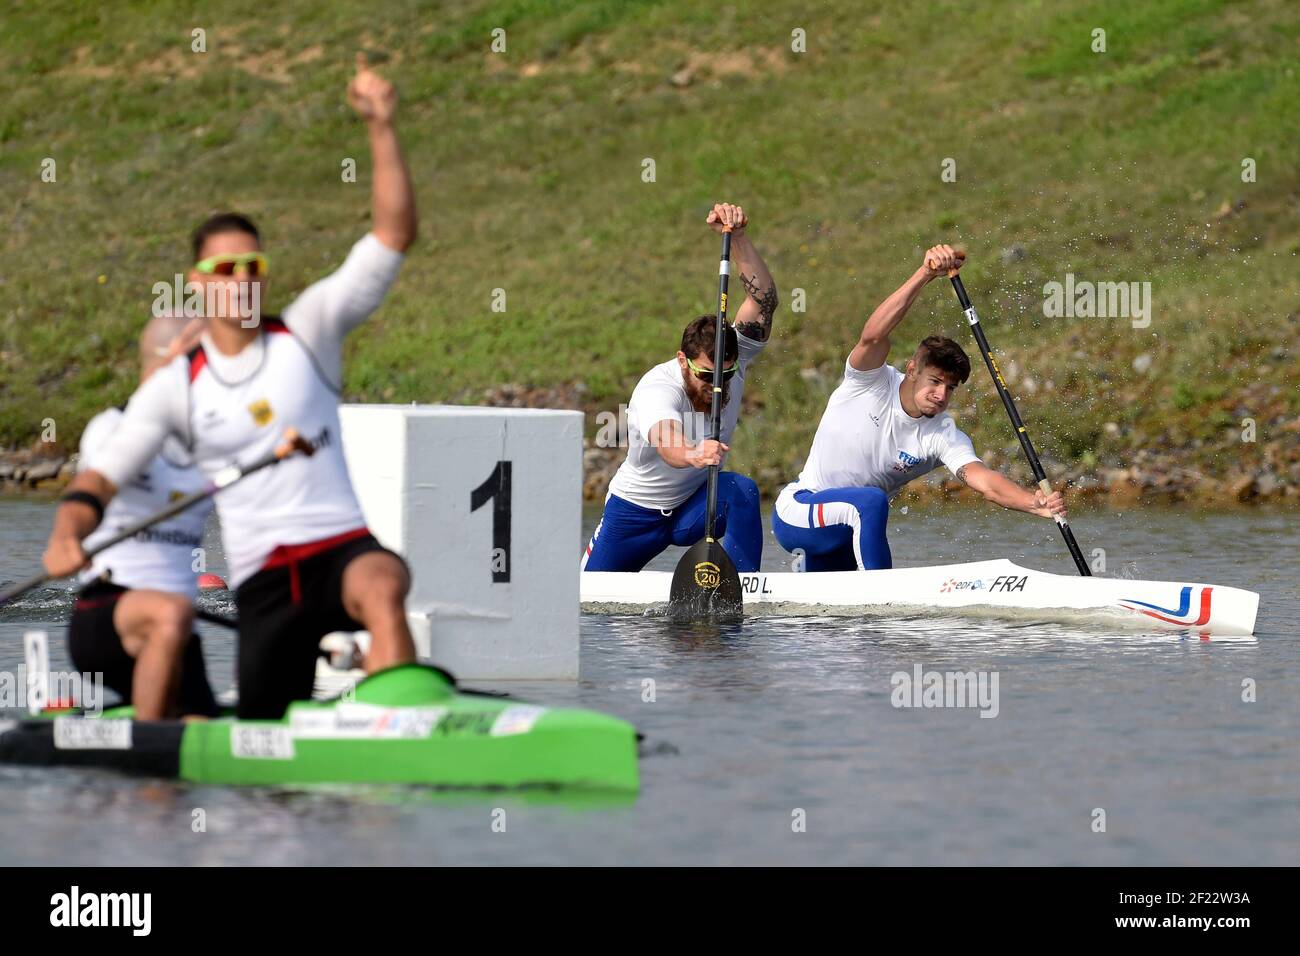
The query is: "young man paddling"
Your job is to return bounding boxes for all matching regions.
[68,316,219,720]
[43,55,418,719]
[772,245,1067,571]
[583,203,778,573]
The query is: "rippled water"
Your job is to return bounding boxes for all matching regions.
[1,497,1296,865]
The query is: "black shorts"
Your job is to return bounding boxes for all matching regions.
[233,529,405,720]
[66,581,220,717]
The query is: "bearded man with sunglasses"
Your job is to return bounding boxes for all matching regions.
[583,202,778,573]
[42,55,419,719]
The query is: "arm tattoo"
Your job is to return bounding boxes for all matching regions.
[736,271,779,342]
[955,464,970,485]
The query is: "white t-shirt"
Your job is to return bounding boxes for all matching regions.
[77,408,213,597]
[88,233,403,586]
[794,359,981,499]
[607,330,766,510]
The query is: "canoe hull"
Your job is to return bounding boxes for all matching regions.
[581,559,1259,636]
[0,665,640,792]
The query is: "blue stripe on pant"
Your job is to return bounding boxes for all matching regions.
[583,472,763,572]
[771,486,892,571]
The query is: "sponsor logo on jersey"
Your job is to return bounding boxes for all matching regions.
[893,449,922,472]
[247,398,274,427]
[133,528,203,547]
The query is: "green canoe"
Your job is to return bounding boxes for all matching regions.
[0,664,639,793]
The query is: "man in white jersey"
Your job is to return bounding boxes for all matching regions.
[772,244,1067,571]
[583,202,778,573]
[67,316,219,720]
[43,56,419,719]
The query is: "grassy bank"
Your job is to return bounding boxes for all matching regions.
[2,0,1297,503]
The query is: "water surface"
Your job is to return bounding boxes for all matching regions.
[1,498,1295,865]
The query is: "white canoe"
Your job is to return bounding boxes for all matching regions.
[580,559,1260,636]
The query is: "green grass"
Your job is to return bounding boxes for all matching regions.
[1,0,1297,497]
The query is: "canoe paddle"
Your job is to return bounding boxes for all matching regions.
[939,252,1091,576]
[0,428,317,607]
[668,228,745,621]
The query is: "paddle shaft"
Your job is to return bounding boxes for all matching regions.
[0,430,313,607]
[704,230,732,542]
[948,273,1092,577]
[666,230,745,622]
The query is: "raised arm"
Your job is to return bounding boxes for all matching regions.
[348,53,417,253]
[706,203,779,343]
[849,243,962,371]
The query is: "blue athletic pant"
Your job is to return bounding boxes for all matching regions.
[583,472,763,572]
[770,485,892,571]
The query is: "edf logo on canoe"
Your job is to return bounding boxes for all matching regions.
[941,575,1027,593]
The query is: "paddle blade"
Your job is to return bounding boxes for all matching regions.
[668,540,743,622]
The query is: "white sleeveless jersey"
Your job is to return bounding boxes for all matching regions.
[185,318,366,587]
[78,408,212,597]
